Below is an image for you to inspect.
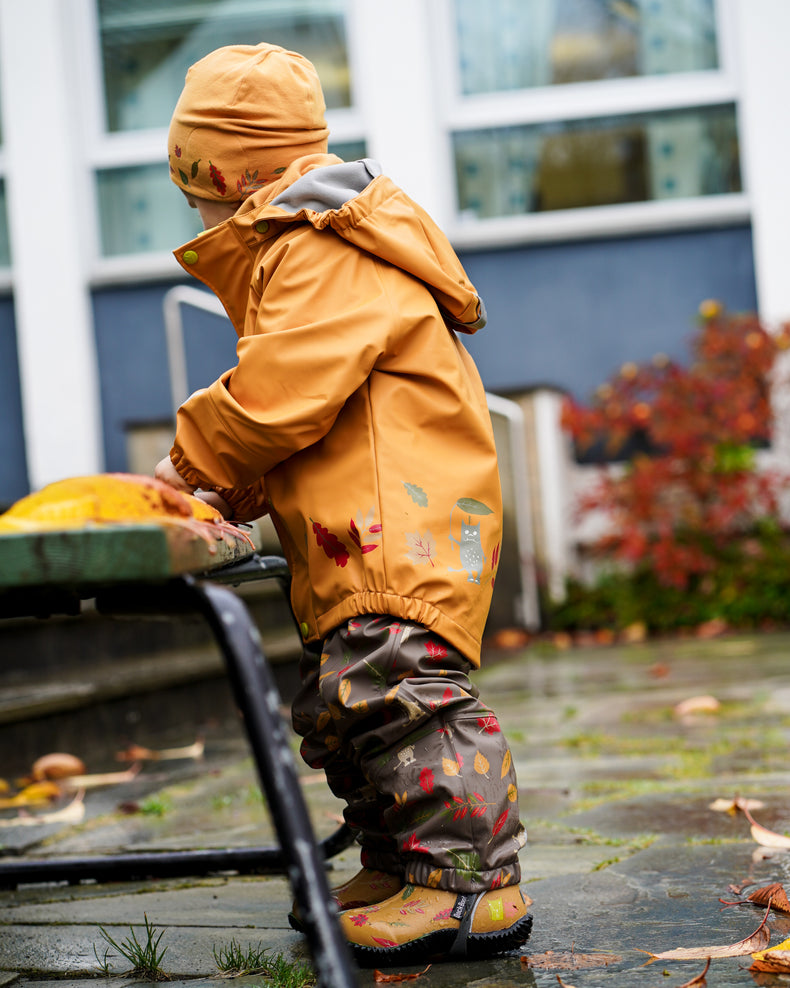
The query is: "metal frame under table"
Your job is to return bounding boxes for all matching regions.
[0,524,357,988]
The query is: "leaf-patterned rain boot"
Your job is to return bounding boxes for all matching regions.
[288,867,402,932]
[340,882,533,966]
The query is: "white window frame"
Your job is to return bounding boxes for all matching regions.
[428,0,750,250]
[0,147,10,291]
[73,0,367,286]
[71,0,752,281]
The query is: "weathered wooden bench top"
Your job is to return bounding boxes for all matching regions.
[0,523,256,590]
[0,475,258,592]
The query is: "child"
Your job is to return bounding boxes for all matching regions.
[155,42,531,965]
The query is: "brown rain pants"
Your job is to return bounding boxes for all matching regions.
[292,615,527,893]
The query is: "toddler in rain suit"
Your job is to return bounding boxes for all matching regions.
[155,42,532,966]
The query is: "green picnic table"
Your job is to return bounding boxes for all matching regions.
[0,520,357,988]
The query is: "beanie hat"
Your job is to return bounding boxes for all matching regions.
[168,43,329,202]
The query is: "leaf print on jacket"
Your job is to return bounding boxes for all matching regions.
[405,530,437,567]
[403,481,428,507]
[310,518,349,567]
[348,507,382,554]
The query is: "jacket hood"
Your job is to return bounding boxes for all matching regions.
[247,157,486,333]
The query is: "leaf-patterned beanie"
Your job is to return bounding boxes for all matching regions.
[168,43,329,202]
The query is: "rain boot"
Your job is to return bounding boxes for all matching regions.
[288,867,402,932]
[340,882,533,966]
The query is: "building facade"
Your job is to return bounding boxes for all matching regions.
[0,0,787,507]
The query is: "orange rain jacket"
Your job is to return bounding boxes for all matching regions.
[170,155,502,664]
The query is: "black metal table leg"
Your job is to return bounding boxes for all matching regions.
[185,577,357,988]
[0,555,357,986]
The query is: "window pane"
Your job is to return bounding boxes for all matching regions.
[98,0,351,132]
[455,0,718,95]
[453,104,740,219]
[329,139,368,161]
[97,164,201,256]
[97,134,365,256]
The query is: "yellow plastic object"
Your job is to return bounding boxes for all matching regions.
[0,473,230,536]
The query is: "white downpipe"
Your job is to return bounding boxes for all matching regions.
[532,390,573,602]
[486,392,541,629]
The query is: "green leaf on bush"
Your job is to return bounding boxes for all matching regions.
[714,443,755,473]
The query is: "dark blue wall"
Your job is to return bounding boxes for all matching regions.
[459,224,758,400]
[92,282,238,473]
[0,297,29,507]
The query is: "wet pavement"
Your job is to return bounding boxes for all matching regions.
[2,630,790,986]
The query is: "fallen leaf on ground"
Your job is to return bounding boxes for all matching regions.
[734,796,790,848]
[695,617,728,639]
[0,790,85,827]
[117,801,142,815]
[709,796,764,814]
[639,902,771,961]
[0,780,62,808]
[521,950,622,970]
[30,752,86,780]
[752,847,783,864]
[673,695,720,717]
[648,661,671,678]
[61,764,141,790]
[115,738,204,762]
[751,936,790,974]
[373,965,431,982]
[677,957,711,986]
[490,627,530,649]
[621,621,647,643]
[720,882,790,914]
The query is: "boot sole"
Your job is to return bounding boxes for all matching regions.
[348,911,533,967]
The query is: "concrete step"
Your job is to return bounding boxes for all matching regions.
[0,576,296,672]
[0,577,303,777]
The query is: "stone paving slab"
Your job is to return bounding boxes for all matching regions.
[3,633,790,986]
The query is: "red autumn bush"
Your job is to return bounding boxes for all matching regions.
[561,302,790,591]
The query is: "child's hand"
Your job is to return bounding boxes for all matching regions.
[154,455,195,494]
[194,490,233,519]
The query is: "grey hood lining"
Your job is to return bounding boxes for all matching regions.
[271,158,383,215]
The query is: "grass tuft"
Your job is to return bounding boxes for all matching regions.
[212,939,315,986]
[94,913,170,980]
